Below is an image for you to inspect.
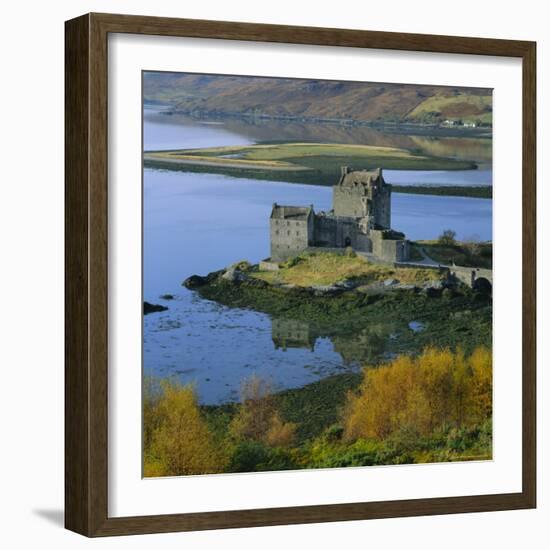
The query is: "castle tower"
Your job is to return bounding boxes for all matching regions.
[269,203,315,261]
[332,166,391,229]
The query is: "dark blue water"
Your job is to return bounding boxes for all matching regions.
[143,108,492,404]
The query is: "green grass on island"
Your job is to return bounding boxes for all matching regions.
[250,251,441,287]
[144,142,479,188]
[187,252,492,356]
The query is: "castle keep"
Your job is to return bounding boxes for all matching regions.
[270,167,410,263]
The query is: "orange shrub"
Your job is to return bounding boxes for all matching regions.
[343,347,492,442]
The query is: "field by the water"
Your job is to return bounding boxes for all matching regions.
[144,141,479,188]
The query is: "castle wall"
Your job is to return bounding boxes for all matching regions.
[332,167,392,228]
[314,215,371,252]
[373,185,391,228]
[270,215,313,261]
[335,218,358,248]
[356,233,372,253]
[333,186,366,218]
[313,216,338,247]
[371,230,410,262]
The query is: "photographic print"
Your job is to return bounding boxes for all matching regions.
[142,72,493,478]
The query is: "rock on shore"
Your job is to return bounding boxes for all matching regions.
[144,302,168,315]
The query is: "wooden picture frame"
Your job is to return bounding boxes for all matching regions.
[65,12,536,537]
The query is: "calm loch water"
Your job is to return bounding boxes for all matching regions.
[143,107,492,404]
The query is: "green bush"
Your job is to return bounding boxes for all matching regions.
[324,424,345,443]
[282,255,303,269]
[304,438,414,469]
[447,420,492,453]
[227,441,297,472]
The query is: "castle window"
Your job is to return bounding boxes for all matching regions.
[275,230,279,235]
[287,231,290,236]
[296,231,300,236]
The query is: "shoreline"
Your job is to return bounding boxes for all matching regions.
[159,108,493,138]
[143,141,489,197]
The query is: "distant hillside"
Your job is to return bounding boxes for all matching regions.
[144,72,492,127]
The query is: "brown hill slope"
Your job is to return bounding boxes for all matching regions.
[144,72,492,125]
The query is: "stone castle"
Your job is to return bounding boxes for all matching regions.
[269,166,410,263]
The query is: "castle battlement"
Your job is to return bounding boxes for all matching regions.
[270,167,409,263]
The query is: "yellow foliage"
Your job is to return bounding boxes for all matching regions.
[265,413,297,447]
[143,458,166,478]
[230,375,296,447]
[469,346,493,420]
[144,380,225,477]
[343,347,492,441]
[230,376,276,441]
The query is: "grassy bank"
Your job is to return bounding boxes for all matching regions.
[250,252,441,287]
[144,141,478,187]
[417,240,493,269]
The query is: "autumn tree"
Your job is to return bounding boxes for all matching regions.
[144,380,225,477]
[230,375,296,447]
[343,347,492,442]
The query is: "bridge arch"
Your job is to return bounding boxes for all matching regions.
[473,276,492,294]
[449,266,492,290]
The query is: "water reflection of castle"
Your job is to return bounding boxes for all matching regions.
[271,317,391,364]
[271,318,316,351]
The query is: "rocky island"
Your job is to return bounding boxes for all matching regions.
[183,166,492,358]
[184,250,491,358]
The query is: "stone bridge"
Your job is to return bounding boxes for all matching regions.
[448,265,493,290]
[395,246,492,290]
[394,260,492,290]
